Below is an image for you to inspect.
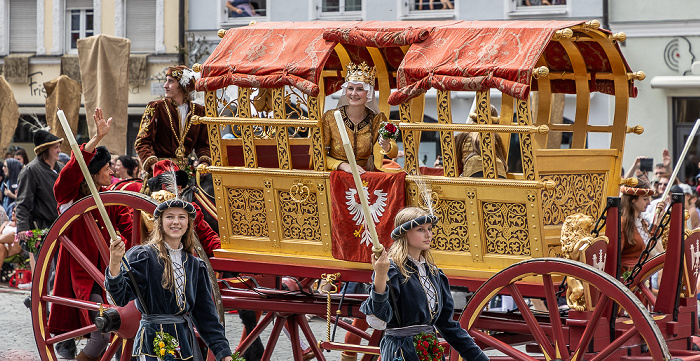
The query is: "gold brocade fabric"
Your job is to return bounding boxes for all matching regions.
[322,106,387,171]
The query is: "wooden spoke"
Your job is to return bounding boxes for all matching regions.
[469,329,539,361]
[46,324,98,344]
[58,235,105,286]
[261,315,287,361]
[83,212,111,266]
[542,274,569,358]
[572,294,610,356]
[507,283,556,358]
[589,327,639,361]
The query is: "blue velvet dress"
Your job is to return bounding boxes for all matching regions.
[360,259,488,361]
[105,245,231,361]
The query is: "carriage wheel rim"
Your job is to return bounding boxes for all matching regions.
[461,257,670,361]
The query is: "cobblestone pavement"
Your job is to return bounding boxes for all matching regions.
[0,283,347,361]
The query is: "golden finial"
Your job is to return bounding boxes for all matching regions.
[620,177,638,187]
[537,125,550,135]
[217,29,227,38]
[627,71,646,81]
[626,125,644,135]
[532,66,549,79]
[553,28,573,41]
[345,62,376,85]
[249,20,257,26]
[192,63,201,72]
[197,164,210,174]
[609,32,627,43]
[584,19,601,30]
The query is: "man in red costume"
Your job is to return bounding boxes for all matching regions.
[134,66,211,173]
[47,108,133,361]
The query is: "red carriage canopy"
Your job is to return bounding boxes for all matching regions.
[197,20,636,102]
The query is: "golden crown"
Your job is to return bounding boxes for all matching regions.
[345,62,376,85]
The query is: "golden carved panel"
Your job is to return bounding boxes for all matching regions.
[432,199,469,252]
[278,191,321,241]
[540,173,606,226]
[227,188,268,237]
[516,99,536,180]
[483,201,530,256]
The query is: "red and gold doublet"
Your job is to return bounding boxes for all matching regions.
[134,98,211,171]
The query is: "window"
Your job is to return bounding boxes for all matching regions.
[317,0,361,19]
[223,0,267,24]
[66,0,94,52]
[126,0,156,53]
[409,0,454,11]
[9,0,37,53]
[402,0,455,20]
[672,97,700,185]
[506,0,569,17]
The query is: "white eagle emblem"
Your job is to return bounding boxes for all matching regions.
[345,184,388,246]
[591,249,606,272]
[690,239,700,279]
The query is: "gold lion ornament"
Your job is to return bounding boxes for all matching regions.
[560,213,609,311]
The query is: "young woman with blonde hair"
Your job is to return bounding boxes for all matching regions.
[107,199,232,361]
[361,206,488,361]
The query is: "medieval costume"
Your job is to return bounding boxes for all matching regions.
[145,160,221,256]
[322,62,397,172]
[48,145,133,345]
[105,199,232,361]
[361,208,488,361]
[134,66,212,172]
[15,129,64,234]
[619,183,654,271]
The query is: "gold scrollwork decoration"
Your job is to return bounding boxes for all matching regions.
[227,187,268,237]
[279,190,320,241]
[432,199,469,252]
[516,99,536,180]
[540,173,606,226]
[475,91,496,179]
[483,201,530,256]
[289,182,311,203]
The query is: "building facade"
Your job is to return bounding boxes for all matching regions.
[0,0,182,157]
[609,0,700,184]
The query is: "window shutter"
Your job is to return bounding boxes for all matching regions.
[66,0,93,9]
[9,0,37,53]
[126,0,156,53]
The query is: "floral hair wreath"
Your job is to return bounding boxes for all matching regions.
[620,185,654,196]
[391,215,439,241]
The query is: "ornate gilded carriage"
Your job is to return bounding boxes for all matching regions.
[193,20,643,281]
[40,20,700,361]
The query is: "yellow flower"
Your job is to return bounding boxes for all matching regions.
[160,349,166,356]
[170,351,175,355]
[159,341,165,348]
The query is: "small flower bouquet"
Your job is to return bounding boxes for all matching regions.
[231,351,245,361]
[413,332,444,361]
[21,228,48,255]
[379,122,398,140]
[153,331,180,361]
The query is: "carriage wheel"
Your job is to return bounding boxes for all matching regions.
[461,258,670,361]
[32,192,157,361]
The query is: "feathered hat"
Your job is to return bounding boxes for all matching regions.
[147,159,195,219]
[33,128,63,155]
[166,65,196,94]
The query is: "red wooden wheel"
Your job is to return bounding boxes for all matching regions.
[460,258,670,361]
[32,192,156,361]
[627,253,665,309]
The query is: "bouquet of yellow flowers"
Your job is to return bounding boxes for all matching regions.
[153,331,179,361]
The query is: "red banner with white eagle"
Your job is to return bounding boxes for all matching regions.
[330,171,406,263]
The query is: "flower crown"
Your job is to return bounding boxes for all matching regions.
[169,68,195,89]
[345,62,376,85]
